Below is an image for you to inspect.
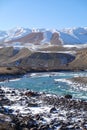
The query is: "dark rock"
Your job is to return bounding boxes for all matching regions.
[35,114,41,120]
[28,102,38,107]
[50,107,57,113]
[20,122,27,128]
[39,124,50,130]
[1,97,11,105]
[0,107,5,114]
[22,128,29,130]
[4,107,14,114]
[27,118,38,128]
[25,91,39,97]
[0,122,15,130]
[6,91,11,94]
[0,114,15,130]
[12,90,16,94]
[64,94,72,99]
[0,89,5,97]
[59,126,68,130]
[0,88,5,94]
[30,127,38,130]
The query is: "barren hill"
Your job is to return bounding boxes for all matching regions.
[69,48,87,70]
[0,46,87,74]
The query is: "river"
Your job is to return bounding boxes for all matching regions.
[0,71,87,99]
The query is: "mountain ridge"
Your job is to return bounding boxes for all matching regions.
[0,27,87,45]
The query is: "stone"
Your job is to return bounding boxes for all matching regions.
[35,114,41,120]
[28,102,38,107]
[30,127,38,130]
[22,128,29,130]
[64,94,72,99]
[25,91,39,97]
[27,118,37,128]
[50,107,57,113]
[39,124,50,130]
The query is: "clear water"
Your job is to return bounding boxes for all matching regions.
[0,71,87,99]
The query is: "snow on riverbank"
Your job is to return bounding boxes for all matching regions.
[0,85,87,129]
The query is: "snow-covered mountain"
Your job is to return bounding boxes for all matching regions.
[0,31,8,40]
[5,27,32,42]
[59,27,87,44]
[0,27,87,46]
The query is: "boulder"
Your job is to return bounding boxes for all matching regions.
[50,107,57,113]
[64,94,72,99]
[25,91,39,97]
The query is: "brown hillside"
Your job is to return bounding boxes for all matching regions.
[0,47,32,66]
[38,45,77,52]
[51,33,62,45]
[0,47,87,74]
[5,32,43,44]
[69,49,87,70]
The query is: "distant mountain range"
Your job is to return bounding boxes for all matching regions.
[0,27,87,46]
[0,27,87,74]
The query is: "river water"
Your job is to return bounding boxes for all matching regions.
[0,71,87,99]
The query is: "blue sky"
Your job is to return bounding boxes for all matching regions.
[0,0,87,30]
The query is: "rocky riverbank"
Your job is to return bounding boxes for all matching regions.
[70,77,87,85]
[0,86,87,130]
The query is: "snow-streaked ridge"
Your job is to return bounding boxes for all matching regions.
[59,27,87,44]
[0,26,87,45]
[5,27,32,42]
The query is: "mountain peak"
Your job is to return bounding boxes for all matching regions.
[0,27,87,45]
